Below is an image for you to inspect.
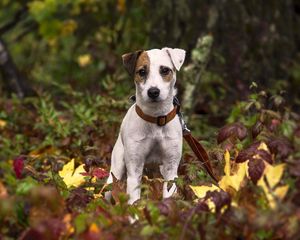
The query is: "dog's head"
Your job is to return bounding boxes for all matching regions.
[122,48,185,103]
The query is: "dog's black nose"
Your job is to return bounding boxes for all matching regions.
[147,87,160,99]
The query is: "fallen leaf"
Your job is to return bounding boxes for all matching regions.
[59,159,86,188]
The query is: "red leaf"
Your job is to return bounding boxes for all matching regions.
[205,190,231,213]
[81,168,109,179]
[66,188,92,211]
[19,218,65,240]
[268,137,293,160]
[248,158,265,184]
[13,156,25,179]
[91,168,109,179]
[256,149,272,164]
[217,122,247,144]
[236,142,261,163]
[268,119,281,132]
[236,142,272,164]
[294,125,300,138]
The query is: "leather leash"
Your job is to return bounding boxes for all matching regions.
[132,96,218,182]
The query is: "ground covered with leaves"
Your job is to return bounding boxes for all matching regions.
[0,87,300,240]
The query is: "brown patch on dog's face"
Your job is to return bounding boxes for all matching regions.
[159,65,173,82]
[134,51,150,83]
[122,50,143,76]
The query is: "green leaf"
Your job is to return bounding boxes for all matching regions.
[15,177,38,196]
[74,213,89,234]
[141,225,160,237]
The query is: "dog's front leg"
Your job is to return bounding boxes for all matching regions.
[124,144,145,204]
[161,140,182,198]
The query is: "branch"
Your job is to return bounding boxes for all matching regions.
[0,7,28,36]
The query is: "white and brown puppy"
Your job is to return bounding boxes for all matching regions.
[107,47,186,204]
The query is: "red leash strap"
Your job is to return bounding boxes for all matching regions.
[183,131,218,182]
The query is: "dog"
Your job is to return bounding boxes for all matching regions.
[106,47,186,204]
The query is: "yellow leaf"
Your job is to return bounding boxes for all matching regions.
[29,145,58,158]
[257,163,289,208]
[190,150,248,212]
[258,142,269,152]
[77,54,91,67]
[63,213,75,236]
[0,119,7,128]
[191,150,247,199]
[190,185,220,199]
[224,150,230,176]
[274,185,289,199]
[89,223,100,233]
[117,0,126,13]
[218,150,247,192]
[264,163,285,188]
[61,19,77,36]
[59,159,86,188]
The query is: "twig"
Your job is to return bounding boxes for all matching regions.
[0,7,28,36]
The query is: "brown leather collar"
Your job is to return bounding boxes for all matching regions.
[135,105,178,126]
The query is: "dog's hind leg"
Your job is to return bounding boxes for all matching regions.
[105,134,125,200]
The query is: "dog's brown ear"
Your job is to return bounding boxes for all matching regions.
[122,50,143,76]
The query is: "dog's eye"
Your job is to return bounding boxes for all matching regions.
[160,67,171,75]
[137,69,147,77]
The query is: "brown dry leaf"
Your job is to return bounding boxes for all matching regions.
[29,145,59,158]
[143,176,164,201]
[62,213,74,237]
[0,181,8,198]
[111,173,127,204]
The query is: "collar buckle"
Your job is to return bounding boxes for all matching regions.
[157,115,167,126]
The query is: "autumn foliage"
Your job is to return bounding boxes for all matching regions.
[1,1,300,239]
[0,83,299,239]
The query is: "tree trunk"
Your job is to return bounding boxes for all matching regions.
[0,38,35,98]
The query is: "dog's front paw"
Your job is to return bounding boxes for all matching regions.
[163,182,177,198]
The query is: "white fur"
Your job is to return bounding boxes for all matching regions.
[106,47,186,204]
